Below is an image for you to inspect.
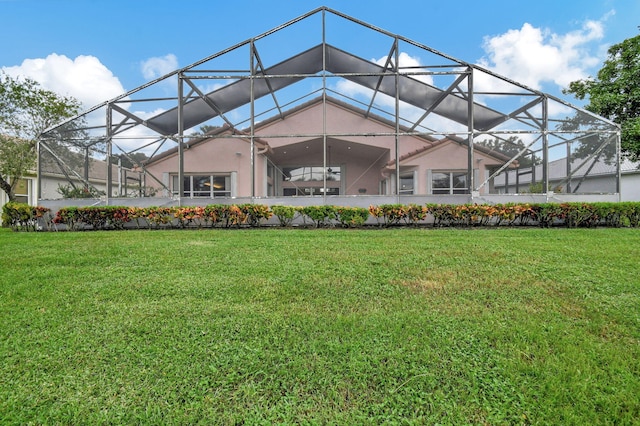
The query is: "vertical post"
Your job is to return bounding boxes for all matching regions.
[117,157,122,196]
[542,96,549,196]
[177,73,184,206]
[566,141,572,193]
[36,140,42,200]
[467,66,474,196]
[504,170,509,194]
[394,37,400,203]
[616,129,621,199]
[84,146,90,189]
[106,105,113,205]
[322,9,327,204]
[250,41,256,201]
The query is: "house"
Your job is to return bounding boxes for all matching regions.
[1,154,141,218]
[494,156,640,201]
[143,96,514,200]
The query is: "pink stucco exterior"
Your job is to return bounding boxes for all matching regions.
[144,97,509,198]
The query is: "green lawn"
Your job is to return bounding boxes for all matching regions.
[1,227,639,424]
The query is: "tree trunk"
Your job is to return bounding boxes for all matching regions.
[0,176,15,202]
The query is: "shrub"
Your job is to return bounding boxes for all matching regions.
[404,204,428,226]
[174,206,205,228]
[145,207,177,229]
[334,206,369,228]
[238,204,273,227]
[369,204,407,227]
[560,203,601,228]
[425,204,455,227]
[301,205,336,227]
[532,203,564,228]
[14,201,640,232]
[2,202,50,231]
[271,205,297,227]
[57,184,104,199]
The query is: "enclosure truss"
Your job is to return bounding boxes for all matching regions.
[39,7,621,206]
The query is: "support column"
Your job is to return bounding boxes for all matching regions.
[322,9,327,204]
[616,129,621,199]
[106,105,113,205]
[36,140,42,200]
[394,37,400,202]
[467,66,475,195]
[542,97,549,196]
[250,41,256,201]
[177,73,184,206]
[566,141,572,193]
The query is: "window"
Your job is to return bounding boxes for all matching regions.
[432,171,468,194]
[13,178,31,204]
[280,165,342,197]
[399,173,414,195]
[282,187,339,196]
[172,175,231,198]
[282,166,341,182]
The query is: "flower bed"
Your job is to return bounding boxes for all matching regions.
[3,201,640,231]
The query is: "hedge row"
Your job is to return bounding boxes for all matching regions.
[4,202,640,231]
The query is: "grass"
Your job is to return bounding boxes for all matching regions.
[0,227,639,424]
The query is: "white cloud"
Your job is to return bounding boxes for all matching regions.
[335,51,433,105]
[383,52,434,85]
[140,54,178,80]
[1,54,126,109]
[477,17,608,91]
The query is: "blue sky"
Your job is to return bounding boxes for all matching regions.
[1,0,639,111]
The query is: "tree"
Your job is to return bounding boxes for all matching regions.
[476,136,540,167]
[112,152,148,169]
[564,33,640,161]
[0,72,82,201]
[189,124,221,138]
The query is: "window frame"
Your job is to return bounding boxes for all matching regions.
[431,170,469,195]
[171,174,231,198]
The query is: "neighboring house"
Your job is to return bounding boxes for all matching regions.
[621,160,640,201]
[38,154,143,200]
[143,97,514,199]
[494,156,640,201]
[0,175,36,207]
[1,156,141,215]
